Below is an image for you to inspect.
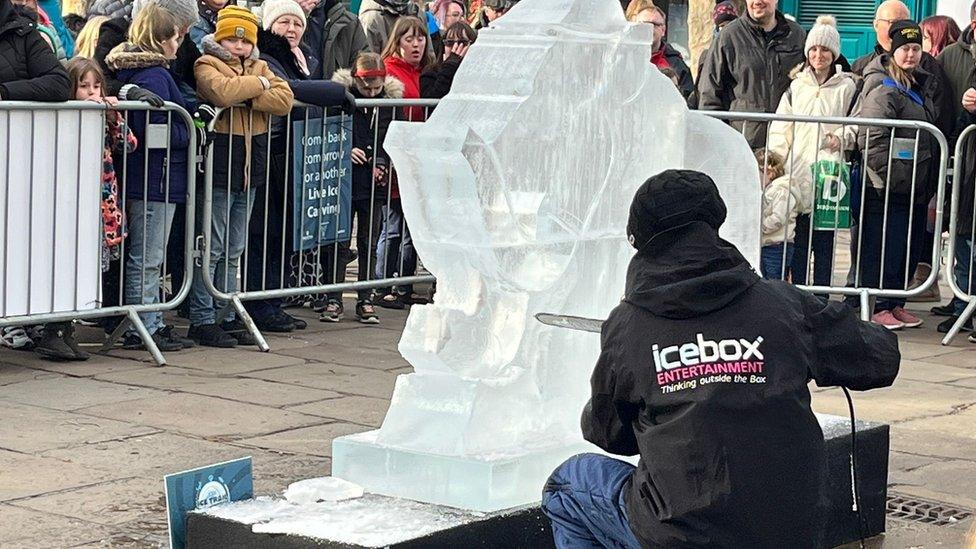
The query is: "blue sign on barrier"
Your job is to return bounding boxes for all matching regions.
[292,116,353,252]
[164,456,253,549]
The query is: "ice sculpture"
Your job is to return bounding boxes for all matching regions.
[332,0,760,512]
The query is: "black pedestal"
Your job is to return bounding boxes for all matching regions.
[186,415,888,549]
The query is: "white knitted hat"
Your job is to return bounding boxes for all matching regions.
[805,15,841,59]
[261,0,307,30]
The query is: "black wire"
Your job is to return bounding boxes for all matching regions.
[842,387,867,549]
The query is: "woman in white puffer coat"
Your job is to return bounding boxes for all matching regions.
[768,15,856,288]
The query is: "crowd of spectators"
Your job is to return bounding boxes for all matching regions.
[2,0,976,361]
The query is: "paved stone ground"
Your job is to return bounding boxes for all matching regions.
[0,294,974,547]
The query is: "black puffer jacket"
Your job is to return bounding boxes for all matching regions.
[942,31,976,235]
[697,11,805,148]
[304,0,368,80]
[420,53,461,99]
[855,55,938,204]
[937,27,976,140]
[0,0,69,101]
[583,221,899,548]
[258,29,347,152]
[332,67,403,200]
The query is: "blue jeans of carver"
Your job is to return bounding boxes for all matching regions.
[124,199,177,335]
[542,454,641,549]
[189,186,256,326]
[955,238,975,316]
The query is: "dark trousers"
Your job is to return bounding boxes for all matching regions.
[244,154,292,321]
[791,213,835,287]
[857,192,911,312]
[324,198,383,302]
[166,203,186,299]
[909,202,934,273]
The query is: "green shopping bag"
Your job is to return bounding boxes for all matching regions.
[811,159,851,230]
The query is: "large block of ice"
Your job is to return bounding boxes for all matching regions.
[333,0,760,512]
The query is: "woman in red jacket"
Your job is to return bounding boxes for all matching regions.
[374,15,433,309]
[381,16,432,122]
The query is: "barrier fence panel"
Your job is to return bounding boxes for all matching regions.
[699,110,949,323]
[941,124,976,344]
[199,99,438,350]
[0,100,197,365]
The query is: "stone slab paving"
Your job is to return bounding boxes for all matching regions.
[0,301,974,547]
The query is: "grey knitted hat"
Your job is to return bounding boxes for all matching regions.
[132,0,199,28]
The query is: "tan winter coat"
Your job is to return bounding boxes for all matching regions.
[194,35,293,134]
[768,64,857,214]
[194,35,293,188]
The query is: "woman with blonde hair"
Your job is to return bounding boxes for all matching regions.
[104,2,194,351]
[74,15,109,58]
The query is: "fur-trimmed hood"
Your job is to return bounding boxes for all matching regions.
[201,34,260,62]
[105,43,170,70]
[330,68,404,99]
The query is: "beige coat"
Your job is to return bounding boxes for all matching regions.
[194,35,293,187]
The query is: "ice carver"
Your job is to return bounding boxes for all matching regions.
[541,169,901,548]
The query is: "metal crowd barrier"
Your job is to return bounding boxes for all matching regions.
[941,124,976,344]
[0,101,953,364]
[0,100,196,365]
[198,98,437,350]
[699,110,949,322]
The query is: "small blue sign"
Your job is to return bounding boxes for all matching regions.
[164,456,253,549]
[292,116,353,252]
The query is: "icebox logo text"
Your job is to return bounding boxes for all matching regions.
[653,333,765,372]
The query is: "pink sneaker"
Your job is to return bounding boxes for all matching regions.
[872,310,905,330]
[891,307,923,328]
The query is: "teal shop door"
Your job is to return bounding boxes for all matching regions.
[780,0,937,61]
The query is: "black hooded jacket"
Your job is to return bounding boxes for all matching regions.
[582,222,900,548]
[0,0,69,101]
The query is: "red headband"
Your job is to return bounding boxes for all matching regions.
[355,69,387,78]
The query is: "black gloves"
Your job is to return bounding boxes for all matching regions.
[193,104,217,149]
[126,86,164,108]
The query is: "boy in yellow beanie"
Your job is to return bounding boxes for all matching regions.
[189,5,294,347]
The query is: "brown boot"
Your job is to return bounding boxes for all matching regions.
[907,263,941,302]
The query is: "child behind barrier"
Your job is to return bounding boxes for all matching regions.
[324,52,404,324]
[68,57,137,274]
[756,148,799,281]
[105,2,193,352]
[5,60,124,362]
[189,6,293,348]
